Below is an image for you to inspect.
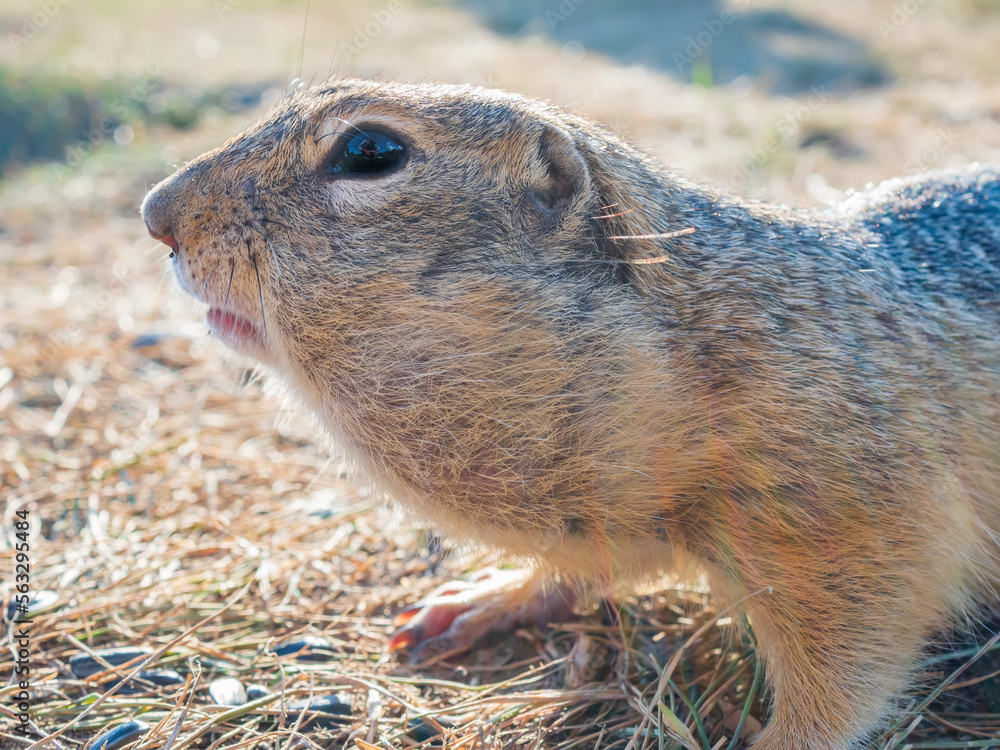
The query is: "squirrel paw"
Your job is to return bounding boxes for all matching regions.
[388,567,574,663]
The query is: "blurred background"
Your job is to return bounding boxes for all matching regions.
[3,0,1000,197]
[2,1,1000,747]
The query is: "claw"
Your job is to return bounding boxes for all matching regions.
[388,599,473,652]
[387,568,576,662]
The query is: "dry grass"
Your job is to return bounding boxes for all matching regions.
[4,0,1000,747]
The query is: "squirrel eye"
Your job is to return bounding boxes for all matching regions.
[326,130,405,176]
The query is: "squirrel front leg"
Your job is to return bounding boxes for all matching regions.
[717,560,941,750]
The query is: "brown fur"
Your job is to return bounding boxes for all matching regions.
[141,79,1000,749]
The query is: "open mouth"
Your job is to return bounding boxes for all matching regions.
[206,308,267,355]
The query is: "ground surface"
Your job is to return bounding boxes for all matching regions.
[2,0,1000,748]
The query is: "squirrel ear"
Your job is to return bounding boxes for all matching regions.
[526,124,589,218]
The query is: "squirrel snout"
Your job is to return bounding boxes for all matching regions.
[141,181,180,251]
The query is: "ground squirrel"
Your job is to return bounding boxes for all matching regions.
[141,79,1000,749]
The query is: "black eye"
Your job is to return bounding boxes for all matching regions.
[326,130,405,176]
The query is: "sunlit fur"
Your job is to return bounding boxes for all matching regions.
[141,79,1000,749]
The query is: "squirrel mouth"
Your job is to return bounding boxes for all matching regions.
[206,308,267,355]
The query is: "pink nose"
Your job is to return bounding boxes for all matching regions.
[141,174,181,251]
[148,230,179,251]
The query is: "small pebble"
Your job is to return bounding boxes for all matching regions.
[131,333,169,348]
[85,719,150,750]
[104,669,184,695]
[405,716,456,745]
[69,647,152,679]
[208,677,247,706]
[246,683,271,701]
[283,693,352,729]
[270,635,336,662]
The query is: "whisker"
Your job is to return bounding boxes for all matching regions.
[318,116,373,142]
[248,223,281,280]
[624,254,671,265]
[592,207,637,220]
[247,239,269,338]
[247,208,319,318]
[199,266,213,300]
[606,227,696,242]
[296,0,310,84]
[244,193,287,286]
[222,260,235,317]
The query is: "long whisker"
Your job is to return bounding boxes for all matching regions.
[199,265,213,300]
[593,208,638,220]
[296,0,310,84]
[248,223,281,281]
[606,227,696,242]
[222,260,235,318]
[245,199,320,319]
[248,213,321,313]
[317,116,373,142]
[244,193,283,280]
[247,239,269,338]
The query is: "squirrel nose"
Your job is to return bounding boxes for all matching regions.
[149,229,179,251]
[141,180,180,251]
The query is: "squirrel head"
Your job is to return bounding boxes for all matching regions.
[141,80,677,365]
[140,81,684,546]
[139,79,703,569]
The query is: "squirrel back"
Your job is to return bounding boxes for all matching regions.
[850,166,1000,310]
